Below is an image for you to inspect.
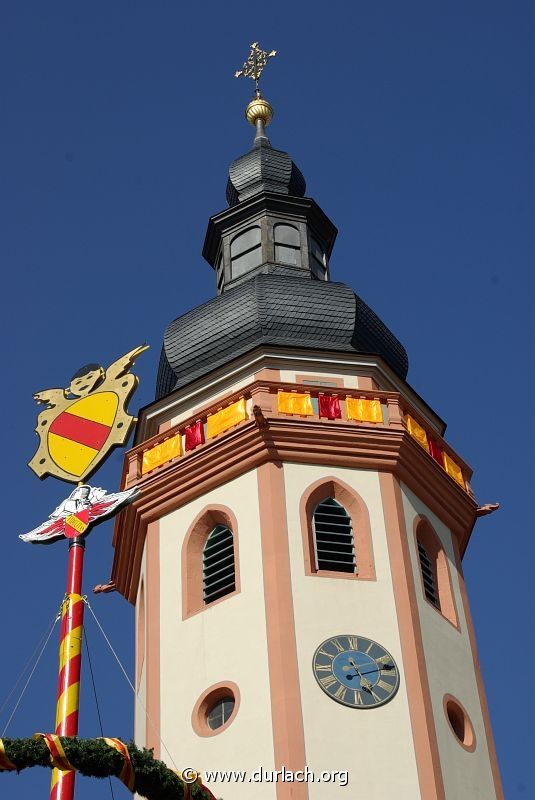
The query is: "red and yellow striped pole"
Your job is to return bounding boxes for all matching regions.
[50,537,85,800]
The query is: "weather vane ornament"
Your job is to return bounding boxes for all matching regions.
[234,41,277,95]
[29,344,148,483]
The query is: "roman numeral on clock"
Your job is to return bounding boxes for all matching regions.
[318,648,335,660]
[334,685,347,701]
[377,679,394,693]
[320,675,337,689]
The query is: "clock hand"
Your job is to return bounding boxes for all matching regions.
[343,663,358,681]
[375,655,393,667]
[347,658,374,692]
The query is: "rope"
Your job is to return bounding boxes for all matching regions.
[84,629,115,800]
[1,608,59,736]
[0,607,60,721]
[84,599,179,772]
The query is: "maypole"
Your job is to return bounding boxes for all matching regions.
[20,345,148,800]
[50,538,85,800]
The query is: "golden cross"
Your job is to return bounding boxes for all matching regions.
[234,42,277,93]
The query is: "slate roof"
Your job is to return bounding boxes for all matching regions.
[156,275,408,399]
[226,138,306,206]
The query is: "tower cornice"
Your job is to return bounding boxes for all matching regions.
[112,379,477,604]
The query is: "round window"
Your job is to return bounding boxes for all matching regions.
[206,696,235,730]
[444,695,476,751]
[192,682,239,737]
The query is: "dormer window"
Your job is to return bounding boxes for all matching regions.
[310,237,327,280]
[230,227,262,279]
[274,223,301,267]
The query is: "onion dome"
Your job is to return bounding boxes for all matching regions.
[226,93,305,206]
[226,139,306,206]
[156,275,409,399]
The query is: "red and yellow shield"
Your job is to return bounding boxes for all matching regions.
[48,393,119,478]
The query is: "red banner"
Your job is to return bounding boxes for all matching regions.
[185,421,205,452]
[318,394,342,420]
[428,438,443,465]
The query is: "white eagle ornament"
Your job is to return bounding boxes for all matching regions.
[20,484,139,545]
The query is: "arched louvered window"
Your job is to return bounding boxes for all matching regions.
[312,497,356,573]
[417,539,440,609]
[203,525,236,605]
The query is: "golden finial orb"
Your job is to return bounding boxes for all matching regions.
[245,96,274,127]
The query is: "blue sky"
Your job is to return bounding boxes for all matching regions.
[0,2,533,797]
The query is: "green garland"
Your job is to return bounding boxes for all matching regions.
[1,737,217,800]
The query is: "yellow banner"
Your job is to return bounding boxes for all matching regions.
[207,398,247,438]
[142,434,182,474]
[405,415,429,451]
[346,397,383,423]
[277,392,314,415]
[443,452,465,488]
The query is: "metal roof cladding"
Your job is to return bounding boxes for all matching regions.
[156,275,408,399]
[226,138,306,205]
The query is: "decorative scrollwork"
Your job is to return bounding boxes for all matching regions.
[234,42,277,92]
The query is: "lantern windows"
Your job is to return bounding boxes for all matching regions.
[309,236,327,280]
[230,227,262,278]
[274,223,301,267]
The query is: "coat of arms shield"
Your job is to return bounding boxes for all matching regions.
[28,345,148,483]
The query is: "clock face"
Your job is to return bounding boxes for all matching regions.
[313,634,399,709]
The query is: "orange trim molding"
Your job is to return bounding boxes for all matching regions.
[136,579,145,690]
[181,505,240,620]
[299,476,376,580]
[257,462,308,800]
[379,473,446,800]
[145,521,160,758]
[414,516,459,630]
[191,681,241,738]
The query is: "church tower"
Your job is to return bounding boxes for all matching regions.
[112,50,502,800]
